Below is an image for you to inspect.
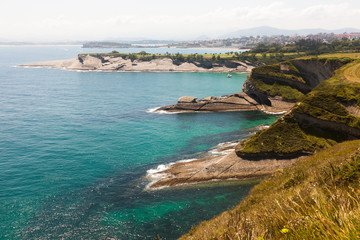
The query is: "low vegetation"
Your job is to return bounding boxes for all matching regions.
[237,114,337,157]
[251,38,360,55]
[237,59,360,157]
[251,77,305,101]
[181,140,360,240]
[80,50,302,66]
[252,62,305,83]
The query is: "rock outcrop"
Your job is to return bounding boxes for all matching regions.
[20,54,256,73]
[157,92,262,112]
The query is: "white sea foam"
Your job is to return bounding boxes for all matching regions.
[146,107,178,114]
[145,158,198,189]
[208,141,237,156]
[146,107,160,113]
[174,158,197,164]
[209,148,234,155]
[257,125,270,130]
[262,110,287,115]
[21,66,45,69]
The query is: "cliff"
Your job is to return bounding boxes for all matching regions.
[236,58,360,159]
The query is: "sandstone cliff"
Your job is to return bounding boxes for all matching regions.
[236,57,360,159]
[20,54,255,72]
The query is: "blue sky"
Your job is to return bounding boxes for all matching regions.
[1,0,360,41]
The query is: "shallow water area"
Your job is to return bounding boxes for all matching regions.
[0,46,278,239]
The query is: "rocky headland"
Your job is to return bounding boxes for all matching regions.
[20,53,255,72]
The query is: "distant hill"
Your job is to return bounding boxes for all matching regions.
[221,26,360,38]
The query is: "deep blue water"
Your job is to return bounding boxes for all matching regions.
[0,46,277,239]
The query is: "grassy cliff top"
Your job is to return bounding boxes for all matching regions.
[248,56,355,101]
[237,59,360,157]
[300,52,360,60]
[252,62,305,83]
[236,114,338,157]
[182,140,360,239]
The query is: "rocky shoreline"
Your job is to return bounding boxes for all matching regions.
[146,141,303,189]
[156,92,295,114]
[19,54,255,72]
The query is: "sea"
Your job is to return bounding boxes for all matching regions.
[0,46,278,239]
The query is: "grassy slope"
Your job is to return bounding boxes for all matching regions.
[251,62,306,101]
[181,140,360,240]
[237,59,360,157]
[250,57,354,102]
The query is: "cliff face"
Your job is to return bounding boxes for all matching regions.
[242,58,351,106]
[236,58,360,159]
[76,54,255,72]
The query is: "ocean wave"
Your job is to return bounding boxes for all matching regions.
[146,107,178,114]
[208,141,237,156]
[20,66,46,69]
[256,125,270,130]
[262,110,287,115]
[145,158,197,189]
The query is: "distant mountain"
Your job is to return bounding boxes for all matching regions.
[221,26,360,38]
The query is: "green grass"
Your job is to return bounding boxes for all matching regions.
[249,62,308,101]
[252,62,305,83]
[238,59,360,157]
[235,114,336,157]
[181,140,360,240]
[251,77,305,101]
[292,61,360,128]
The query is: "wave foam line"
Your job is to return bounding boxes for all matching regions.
[145,158,197,189]
[146,107,178,114]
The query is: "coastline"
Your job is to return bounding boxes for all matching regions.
[144,124,290,190]
[19,54,254,73]
[146,138,302,189]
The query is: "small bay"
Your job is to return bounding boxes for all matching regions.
[0,46,278,239]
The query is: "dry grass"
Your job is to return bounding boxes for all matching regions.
[180,140,360,240]
[300,53,360,59]
[344,62,360,83]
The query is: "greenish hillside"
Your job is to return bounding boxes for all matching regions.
[181,140,360,240]
[247,57,353,102]
[181,54,360,240]
[238,58,360,158]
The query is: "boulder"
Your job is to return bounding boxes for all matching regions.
[178,96,197,103]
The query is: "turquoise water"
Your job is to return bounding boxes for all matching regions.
[0,46,277,239]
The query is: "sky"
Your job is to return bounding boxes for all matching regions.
[1,0,360,41]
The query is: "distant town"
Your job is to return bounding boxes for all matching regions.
[2,31,360,50]
[81,32,360,49]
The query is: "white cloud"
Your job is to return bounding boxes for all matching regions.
[0,1,360,41]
